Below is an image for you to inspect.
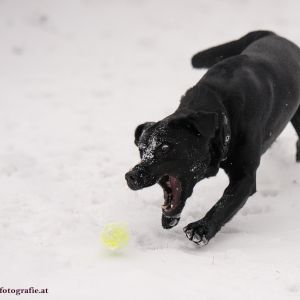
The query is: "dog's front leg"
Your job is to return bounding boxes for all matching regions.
[184,173,256,246]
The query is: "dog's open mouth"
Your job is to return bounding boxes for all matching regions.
[159,175,182,215]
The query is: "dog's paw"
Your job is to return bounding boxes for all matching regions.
[183,219,216,246]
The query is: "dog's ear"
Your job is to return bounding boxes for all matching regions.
[170,111,218,138]
[134,122,155,146]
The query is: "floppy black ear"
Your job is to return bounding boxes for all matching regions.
[134,122,155,146]
[170,111,218,138]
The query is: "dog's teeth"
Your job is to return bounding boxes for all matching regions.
[161,205,168,209]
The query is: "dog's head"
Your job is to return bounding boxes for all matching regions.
[125,110,220,229]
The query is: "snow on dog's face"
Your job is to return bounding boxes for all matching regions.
[125,112,218,229]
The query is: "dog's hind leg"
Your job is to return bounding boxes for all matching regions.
[291,106,300,162]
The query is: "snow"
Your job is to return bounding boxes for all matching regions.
[141,133,158,162]
[0,0,300,299]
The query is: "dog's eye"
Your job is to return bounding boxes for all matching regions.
[161,144,170,153]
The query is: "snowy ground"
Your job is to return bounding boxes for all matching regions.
[0,0,300,299]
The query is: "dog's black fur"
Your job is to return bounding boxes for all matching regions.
[125,31,300,246]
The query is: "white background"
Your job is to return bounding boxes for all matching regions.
[0,0,300,299]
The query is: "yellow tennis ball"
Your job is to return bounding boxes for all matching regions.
[100,223,130,250]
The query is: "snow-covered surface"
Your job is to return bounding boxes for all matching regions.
[1,0,300,299]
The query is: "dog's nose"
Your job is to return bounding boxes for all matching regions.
[125,170,140,189]
[125,168,148,190]
[125,171,138,184]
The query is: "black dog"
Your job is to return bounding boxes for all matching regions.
[125,31,300,246]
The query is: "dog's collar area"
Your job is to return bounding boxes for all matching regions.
[220,111,231,162]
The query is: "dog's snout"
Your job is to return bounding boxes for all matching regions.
[125,170,139,184]
[125,166,156,190]
[125,169,145,190]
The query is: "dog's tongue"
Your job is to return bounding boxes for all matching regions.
[170,176,181,202]
[161,176,182,213]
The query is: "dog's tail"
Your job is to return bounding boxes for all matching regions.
[191,30,274,69]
